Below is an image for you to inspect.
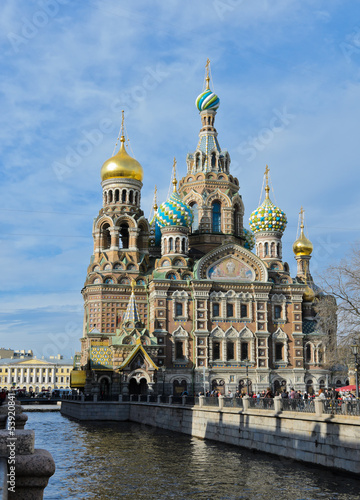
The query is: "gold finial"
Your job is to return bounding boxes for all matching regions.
[172,157,177,192]
[205,58,210,90]
[264,165,270,199]
[153,185,158,211]
[131,279,136,292]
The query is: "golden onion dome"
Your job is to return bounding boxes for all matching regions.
[293,228,313,256]
[303,285,315,302]
[100,137,143,182]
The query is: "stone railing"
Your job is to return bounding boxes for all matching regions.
[0,397,55,499]
[62,393,360,417]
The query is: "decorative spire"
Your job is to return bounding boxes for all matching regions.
[153,185,158,211]
[122,280,140,324]
[264,165,270,199]
[205,58,210,90]
[172,157,177,192]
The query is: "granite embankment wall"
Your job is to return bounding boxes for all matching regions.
[61,401,360,475]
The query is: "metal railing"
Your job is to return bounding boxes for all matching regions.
[223,397,243,408]
[282,399,315,413]
[324,399,360,416]
[248,398,274,410]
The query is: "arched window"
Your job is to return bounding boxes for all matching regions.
[190,203,199,232]
[195,153,201,170]
[122,189,126,203]
[264,242,269,256]
[108,191,113,203]
[211,153,216,168]
[135,192,138,205]
[305,344,311,362]
[119,223,129,249]
[129,191,134,204]
[115,189,119,202]
[102,223,111,250]
[212,201,221,233]
[169,238,173,252]
[181,239,186,254]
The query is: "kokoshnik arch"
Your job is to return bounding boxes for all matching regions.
[71,62,339,398]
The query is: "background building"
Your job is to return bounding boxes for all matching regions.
[75,64,342,397]
[0,353,73,393]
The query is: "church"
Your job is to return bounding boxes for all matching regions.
[72,62,336,397]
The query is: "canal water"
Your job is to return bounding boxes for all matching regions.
[27,412,359,500]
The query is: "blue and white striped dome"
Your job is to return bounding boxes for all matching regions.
[196,89,220,111]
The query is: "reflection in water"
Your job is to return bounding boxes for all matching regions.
[27,413,359,500]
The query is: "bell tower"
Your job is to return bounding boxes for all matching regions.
[178,60,245,255]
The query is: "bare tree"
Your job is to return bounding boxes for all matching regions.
[316,245,360,368]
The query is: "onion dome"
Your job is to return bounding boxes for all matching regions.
[156,159,193,228]
[101,136,143,182]
[293,209,313,256]
[196,89,220,112]
[243,228,255,250]
[303,285,315,302]
[249,180,287,234]
[156,191,193,228]
[293,232,313,256]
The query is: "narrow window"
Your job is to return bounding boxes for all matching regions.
[119,223,129,249]
[129,191,133,204]
[275,343,283,360]
[226,303,234,318]
[240,304,247,318]
[241,343,248,361]
[213,303,220,317]
[274,305,282,319]
[213,342,220,360]
[122,189,126,203]
[169,238,173,251]
[212,202,221,233]
[175,302,183,317]
[175,341,184,359]
[191,203,199,232]
[264,242,268,256]
[305,344,311,362]
[227,342,234,360]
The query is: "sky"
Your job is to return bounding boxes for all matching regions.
[0,0,359,358]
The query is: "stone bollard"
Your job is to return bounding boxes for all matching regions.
[93,395,98,403]
[242,395,250,412]
[0,397,55,499]
[182,396,186,406]
[157,395,162,404]
[118,394,123,403]
[274,395,283,413]
[0,399,28,430]
[81,394,85,402]
[314,397,325,416]
[147,395,151,403]
[218,396,224,410]
[199,396,204,408]
[168,396,173,405]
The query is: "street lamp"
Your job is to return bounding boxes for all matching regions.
[243,359,251,395]
[351,344,359,399]
[161,366,166,396]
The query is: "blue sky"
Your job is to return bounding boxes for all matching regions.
[1,0,359,357]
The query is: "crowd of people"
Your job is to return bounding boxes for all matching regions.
[199,387,358,400]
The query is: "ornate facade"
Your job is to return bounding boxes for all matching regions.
[75,64,339,397]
